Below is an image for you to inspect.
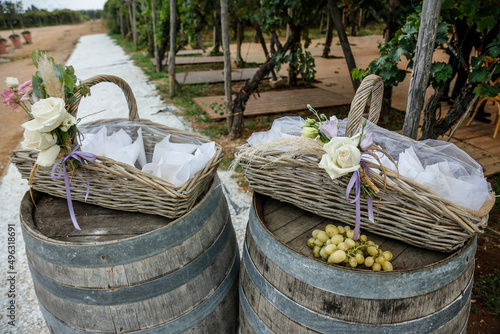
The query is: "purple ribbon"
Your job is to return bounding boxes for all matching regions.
[345,162,375,241]
[346,171,361,240]
[361,161,375,224]
[51,145,97,230]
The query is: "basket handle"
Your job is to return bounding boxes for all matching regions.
[67,74,139,121]
[345,74,383,137]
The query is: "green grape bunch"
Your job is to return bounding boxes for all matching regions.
[307,224,394,272]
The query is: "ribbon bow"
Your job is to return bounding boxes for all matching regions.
[345,161,375,240]
[51,145,97,230]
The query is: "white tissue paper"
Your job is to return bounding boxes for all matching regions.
[81,127,146,168]
[247,116,492,211]
[81,126,216,187]
[142,136,216,187]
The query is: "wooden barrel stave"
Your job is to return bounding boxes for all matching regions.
[239,194,475,334]
[22,182,230,288]
[21,178,240,333]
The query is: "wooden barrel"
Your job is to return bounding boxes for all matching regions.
[20,177,239,333]
[240,193,476,334]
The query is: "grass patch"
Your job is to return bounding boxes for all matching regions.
[200,122,228,138]
[379,108,406,131]
[474,273,500,318]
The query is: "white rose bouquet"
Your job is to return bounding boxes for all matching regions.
[3,50,92,230]
[2,50,90,167]
[301,104,383,240]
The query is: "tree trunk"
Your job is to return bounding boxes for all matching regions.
[350,7,359,36]
[254,24,278,80]
[402,0,443,139]
[119,8,125,37]
[381,86,393,120]
[152,0,161,73]
[169,0,176,97]
[213,9,222,53]
[328,0,360,91]
[380,0,401,120]
[127,0,137,49]
[322,12,334,58]
[228,31,297,139]
[140,0,155,58]
[420,85,474,140]
[288,25,302,86]
[247,0,277,80]
[195,24,205,51]
[286,8,292,41]
[319,11,324,32]
[221,0,233,130]
[236,19,245,65]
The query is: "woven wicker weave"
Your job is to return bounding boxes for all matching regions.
[235,74,494,252]
[11,75,223,219]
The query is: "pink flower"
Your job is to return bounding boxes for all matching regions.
[319,116,338,140]
[1,88,19,110]
[17,80,32,97]
[360,132,375,151]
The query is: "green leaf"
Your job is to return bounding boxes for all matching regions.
[430,62,453,89]
[351,68,366,81]
[471,55,486,69]
[391,47,409,62]
[31,50,40,68]
[67,125,78,137]
[486,33,500,58]
[469,67,490,83]
[473,84,500,98]
[435,21,451,46]
[32,75,43,98]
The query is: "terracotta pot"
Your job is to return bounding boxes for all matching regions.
[0,40,7,55]
[22,33,32,44]
[9,36,22,49]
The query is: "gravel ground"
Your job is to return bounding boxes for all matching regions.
[0,34,251,333]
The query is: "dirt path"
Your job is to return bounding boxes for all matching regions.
[0,20,108,176]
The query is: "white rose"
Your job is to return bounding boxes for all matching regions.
[59,113,77,132]
[21,97,68,132]
[36,145,61,167]
[21,129,57,150]
[319,134,362,179]
[5,77,19,88]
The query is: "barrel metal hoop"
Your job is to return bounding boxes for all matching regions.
[30,216,233,306]
[248,205,476,299]
[243,244,472,333]
[39,247,240,333]
[239,283,275,334]
[21,179,225,268]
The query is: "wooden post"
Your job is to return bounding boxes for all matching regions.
[169,0,176,98]
[402,0,442,139]
[220,0,233,129]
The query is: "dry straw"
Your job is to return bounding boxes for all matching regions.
[235,75,494,252]
[11,75,223,220]
[38,53,65,99]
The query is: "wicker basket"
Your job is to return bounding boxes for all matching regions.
[11,75,223,220]
[235,75,495,252]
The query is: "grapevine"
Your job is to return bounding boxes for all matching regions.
[307,224,394,271]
